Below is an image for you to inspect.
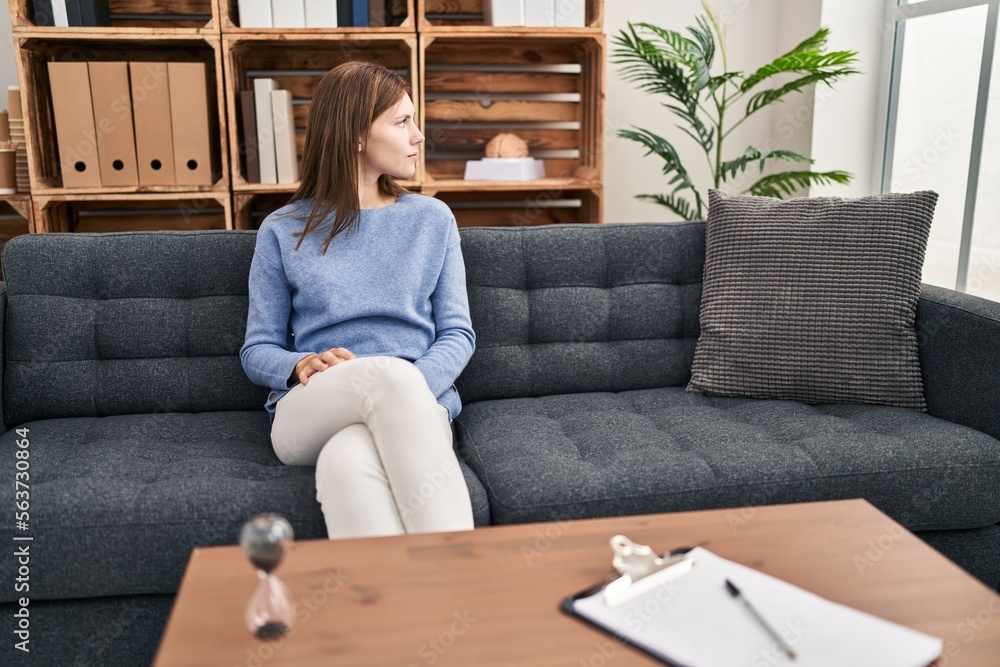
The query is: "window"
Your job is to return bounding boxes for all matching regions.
[883,0,1000,301]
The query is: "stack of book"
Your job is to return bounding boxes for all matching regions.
[484,0,586,27]
[237,0,405,28]
[47,61,219,188]
[240,79,299,185]
[31,0,111,27]
[6,89,30,194]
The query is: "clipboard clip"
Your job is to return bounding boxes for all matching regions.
[602,535,695,608]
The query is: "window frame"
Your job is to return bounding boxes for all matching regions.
[877,0,999,292]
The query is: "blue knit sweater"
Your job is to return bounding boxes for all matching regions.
[240,193,476,426]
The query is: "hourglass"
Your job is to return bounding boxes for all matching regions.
[240,513,295,639]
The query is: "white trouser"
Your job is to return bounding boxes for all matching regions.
[270,356,474,539]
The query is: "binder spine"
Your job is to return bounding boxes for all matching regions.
[351,0,369,27]
[31,0,55,26]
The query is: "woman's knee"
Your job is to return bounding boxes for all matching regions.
[315,424,380,484]
[272,433,318,467]
[366,356,428,394]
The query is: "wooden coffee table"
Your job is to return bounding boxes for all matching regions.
[152,499,1000,666]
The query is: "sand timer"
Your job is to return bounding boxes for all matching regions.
[240,513,295,639]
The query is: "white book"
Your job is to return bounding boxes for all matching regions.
[525,0,554,27]
[483,0,524,26]
[273,0,306,28]
[254,78,278,184]
[52,0,69,26]
[553,0,585,27]
[271,90,299,184]
[304,0,338,27]
[238,0,273,28]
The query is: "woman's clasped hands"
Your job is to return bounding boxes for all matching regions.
[295,347,356,386]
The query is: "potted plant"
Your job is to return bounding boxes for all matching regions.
[613,2,862,220]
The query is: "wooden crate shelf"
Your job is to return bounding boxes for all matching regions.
[224,33,419,189]
[232,179,419,194]
[9,0,219,34]
[8,0,604,229]
[220,0,414,33]
[419,33,604,196]
[422,176,597,192]
[418,0,602,32]
[32,192,231,233]
[14,34,229,195]
[423,186,601,226]
[232,191,294,230]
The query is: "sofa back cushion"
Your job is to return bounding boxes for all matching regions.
[2,231,265,425]
[1,222,705,424]
[455,222,705,403]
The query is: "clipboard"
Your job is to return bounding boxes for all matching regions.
[561,536,943,667]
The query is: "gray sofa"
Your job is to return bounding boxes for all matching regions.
[1,221,998,666]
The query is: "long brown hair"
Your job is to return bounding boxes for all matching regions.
[289,61,410,254]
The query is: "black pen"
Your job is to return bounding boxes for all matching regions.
[725,578,797,660]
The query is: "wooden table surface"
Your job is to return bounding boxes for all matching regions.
[152,499,1000,666]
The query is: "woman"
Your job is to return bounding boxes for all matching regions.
[239,61,476,540]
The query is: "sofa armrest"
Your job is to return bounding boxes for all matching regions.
[917,284,1000,440]
[0,281,6,434]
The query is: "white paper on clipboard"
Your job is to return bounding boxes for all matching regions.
[569,547,942,667]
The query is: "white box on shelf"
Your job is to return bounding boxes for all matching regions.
[483,0,524,26]
[304,0,338,27]
[525,0,554,27]
[239,0,273,28]
[464,157,546,181]
[273,0,306,28]
[553,0,585,27]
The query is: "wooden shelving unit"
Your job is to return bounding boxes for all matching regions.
[32,192,230,232]
[7,0,604,231]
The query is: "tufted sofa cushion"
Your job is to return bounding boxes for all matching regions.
[454,387,1000,531]
[0,410,490,602]
[1,231,267,426]
[455,223,705,403]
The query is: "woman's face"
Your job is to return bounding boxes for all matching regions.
[360,93,424,181]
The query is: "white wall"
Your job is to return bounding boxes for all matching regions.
[1,8,16,94]
[767,0,821,193]
[810,0,886,197]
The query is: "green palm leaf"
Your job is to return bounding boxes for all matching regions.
[719,147,813,180]
[745,170,853,198]
[618,127,699,194]
[663,102,714,152]
[636,193,703,221]
[741,28,856,91]
[745,63,858,116]
[612,26,692,100]
[708,72,741,93]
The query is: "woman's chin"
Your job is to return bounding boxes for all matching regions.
[390,165,417,181]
